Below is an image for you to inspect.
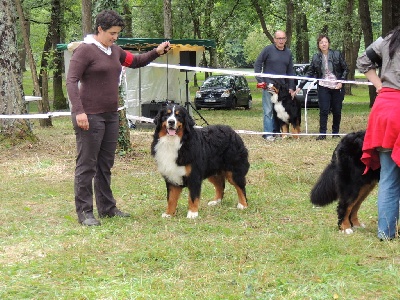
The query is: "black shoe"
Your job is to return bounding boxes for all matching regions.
[99,208,131,218]
[80,218,101,226]
[79,212,101,226]
[316,135,326,140]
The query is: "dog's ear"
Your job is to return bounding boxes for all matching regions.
[184,108,195,131]
[153,108,163,128]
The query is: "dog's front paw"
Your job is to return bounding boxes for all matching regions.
[208,199,221,206]
[341,228,354,235]
[187,211,199,219]
[237,203,247,210]
[162,213,172,218]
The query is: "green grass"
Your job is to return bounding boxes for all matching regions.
[3,74,399,299]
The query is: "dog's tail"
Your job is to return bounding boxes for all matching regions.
[310,162,338,206]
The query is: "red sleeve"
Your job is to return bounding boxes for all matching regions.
[122,50,134,67]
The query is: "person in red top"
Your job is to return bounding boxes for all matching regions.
[357,26,400,240]
[67,10,170,226]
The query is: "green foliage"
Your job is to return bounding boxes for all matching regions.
[243,30,270,65]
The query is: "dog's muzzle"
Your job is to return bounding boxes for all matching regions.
[167,119,177,136]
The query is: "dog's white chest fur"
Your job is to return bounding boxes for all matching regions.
[154,135,186,185]
[271,93,289,123]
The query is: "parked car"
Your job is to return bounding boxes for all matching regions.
[293,64,319,108]
[194,75,252,110]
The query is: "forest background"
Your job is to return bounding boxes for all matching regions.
[1,0,399,142]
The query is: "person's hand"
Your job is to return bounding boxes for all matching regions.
[76,113,89,130]
[376,86,383,94]
[289,89,296,98]
[336,82,342,89]
[156,41,171,55]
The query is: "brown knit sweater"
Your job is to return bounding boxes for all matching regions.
[67,43,159,114]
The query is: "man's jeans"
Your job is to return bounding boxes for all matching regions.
[262,89,276,136]
[377,150,400,239]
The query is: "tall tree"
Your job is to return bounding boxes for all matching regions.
[0,0,36,142]
[285,0,294,48]
[358,0,376,107]
[51,0,67,110]
[342,0,361,95]
[382,0,400,35]
[15,0,52,127]
[251,0,274,43]
[163,0,172,39]
[81,0,92,37]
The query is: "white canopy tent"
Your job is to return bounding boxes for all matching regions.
[58,38,216,119]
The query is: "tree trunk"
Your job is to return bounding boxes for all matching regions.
[163,0,172,39]
[18,11,29,72]
[285,0,294,48]
[358,0,376,107]
[294,12,309,63]
[251,0,274,43]
[122,0,133,37]
[81,0,92,38]
[342,0,360,96]
[15,0,52,127]
[0,0,36,142]
[382,0,400,36]
[51,0,67,110]
[117,84,132,153]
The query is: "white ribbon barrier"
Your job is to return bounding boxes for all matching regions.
[1,64,372,137]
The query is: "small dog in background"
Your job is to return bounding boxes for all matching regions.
[151,104,249,218]
[257,82,301,138]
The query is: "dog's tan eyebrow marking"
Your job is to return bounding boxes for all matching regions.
[175,110,180,115]
[167,109,172,114]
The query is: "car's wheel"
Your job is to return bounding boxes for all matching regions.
[245,97,252,110]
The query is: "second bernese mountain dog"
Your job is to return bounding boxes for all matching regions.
[270,84,301,138]
[151,104,249,218]
[310,131,380,234]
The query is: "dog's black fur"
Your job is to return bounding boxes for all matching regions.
[271,84,301,137]
[151,104,249,218]
[310,130,380,233]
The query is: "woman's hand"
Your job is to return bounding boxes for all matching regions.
[336,82,342,89]
[76,113,89,130]
[156,41,171,55]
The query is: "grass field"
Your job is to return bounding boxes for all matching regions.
[2,77,400,299]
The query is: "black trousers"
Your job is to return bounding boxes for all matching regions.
[317,85,345,134]
[72,112,119,222]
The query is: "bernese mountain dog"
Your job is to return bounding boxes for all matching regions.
[270,84,301,138]
[151,104,249,218]
[310,130,380,234]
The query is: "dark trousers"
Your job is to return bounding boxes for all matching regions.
[317,85,345,134]
[72,112,119,221]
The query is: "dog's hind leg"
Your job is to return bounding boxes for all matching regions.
[338,181,377,234]
[226,171,248,209]
[349,181,378,228]
[207,173,225,206]
[292,119,301,139]
[163,184,183,218]
[187,179,202,219]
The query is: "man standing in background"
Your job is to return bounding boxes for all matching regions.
[254,30,296,141]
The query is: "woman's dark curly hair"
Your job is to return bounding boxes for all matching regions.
[94,10,125,34]
[387,25,400,60]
